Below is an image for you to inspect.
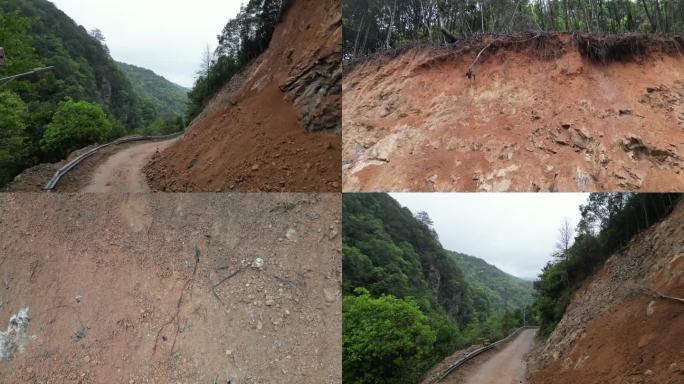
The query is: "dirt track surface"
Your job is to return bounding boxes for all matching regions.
[343,34,684,192]
[441,329,537,384]
[83,138,178,193]
[0,193,342,383]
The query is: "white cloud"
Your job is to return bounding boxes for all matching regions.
[390,193,590,280]
[50,0,245,87]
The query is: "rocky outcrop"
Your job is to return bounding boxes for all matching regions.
[281,48,342,133]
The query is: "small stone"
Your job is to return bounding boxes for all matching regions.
[252,164,260,171]
[256,320,263,330]
[265,296,275,306]
[646,300,656,316]
[225,349,232,356]
[83,355,91,363]
[252,258,264,269]
[285,228,298,242]
[644,370,653,376]
[75,294,82,304]
[323,288,337,303]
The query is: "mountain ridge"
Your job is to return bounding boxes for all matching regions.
[448,250,534,313]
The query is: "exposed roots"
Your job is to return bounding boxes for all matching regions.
[345,32,684,72]
[573,33,683,63]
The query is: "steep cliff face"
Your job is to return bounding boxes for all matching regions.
[145,0,341,192]
[342,34,684,192]
[528,201,684,384]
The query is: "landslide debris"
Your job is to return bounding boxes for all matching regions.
[527,200,684,384]
[342,33,684,192]
[145,0,341,192]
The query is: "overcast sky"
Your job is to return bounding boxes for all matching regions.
[51,0,244,88]
[390,193,590,280]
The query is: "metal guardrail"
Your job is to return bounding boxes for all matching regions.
[432,326,539,383]
[44,131,184,191]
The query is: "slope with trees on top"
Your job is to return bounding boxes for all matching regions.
[533,192,682,335]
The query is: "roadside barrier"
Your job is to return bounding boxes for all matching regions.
[44,131,184,191]
[432,326,539,383]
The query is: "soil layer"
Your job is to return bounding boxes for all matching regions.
[343,34,684,192]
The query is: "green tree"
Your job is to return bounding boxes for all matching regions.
[40,98,112,160]
[0,91,29,185]
[0,6,41,76]
[343,288,437,384]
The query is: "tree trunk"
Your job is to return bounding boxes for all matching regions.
[641,0,657,32]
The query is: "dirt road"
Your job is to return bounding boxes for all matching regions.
[82,138,178,192]
[443,329,538,384]
[0,193,341,383]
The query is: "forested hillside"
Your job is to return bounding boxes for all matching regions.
[0,0,169,186]
[533,193,682,335]
[343,193,529,384]
[343,0,684,59]
[448,251,533,312]
[116,62,188,119]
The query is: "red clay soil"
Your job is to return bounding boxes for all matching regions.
[342,33,684,192]
[528,201,684,384]
[145,0,341,192]
[0,193,342,383]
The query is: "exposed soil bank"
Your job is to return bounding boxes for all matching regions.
[528,200,684,384]
[0,193,341,383]
[343,33,684,192]
[145,0,342,192]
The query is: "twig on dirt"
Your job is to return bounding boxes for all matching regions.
[211,267,248,308]
[641,287,684,303]
[153,245,201,355]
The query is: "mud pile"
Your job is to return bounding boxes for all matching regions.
[343,33,684,192]
[145,0,341,192]
[528,200,684,383]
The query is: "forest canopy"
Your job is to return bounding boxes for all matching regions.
[343,0,684,59]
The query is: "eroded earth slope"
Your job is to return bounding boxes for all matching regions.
[145,0,342,192]
[528,200,684,384]
[343,34,684,192]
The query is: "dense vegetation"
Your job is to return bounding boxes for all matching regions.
[448,251,534,313]
[187,0,285,120]
[343,0,684,59]
[343,193,530,384]
[0,0,184,186]
[116,62,188,120]
[533,193,682,335]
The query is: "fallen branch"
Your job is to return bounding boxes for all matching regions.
[466,41,493,79]
[211,266,248,308]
